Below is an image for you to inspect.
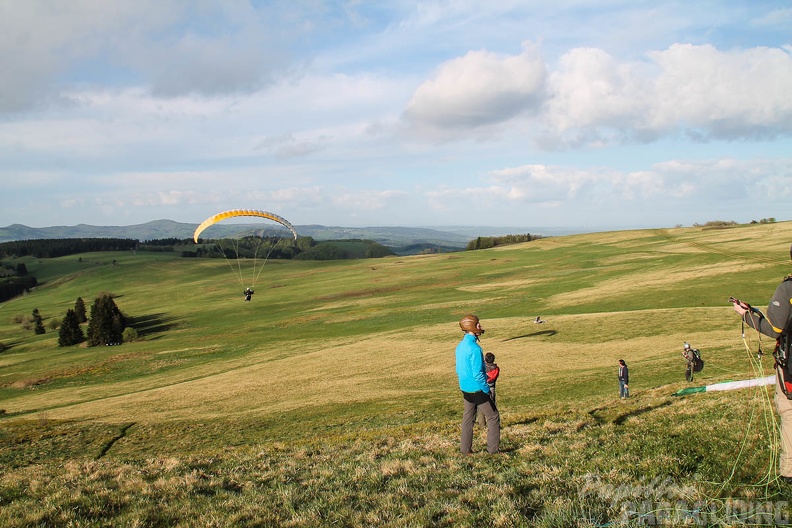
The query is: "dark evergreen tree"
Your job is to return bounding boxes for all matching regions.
[74,297,88,324]
[32,308,45,335]
[16,263,28,276]
[0,276,37,302]
[86,294,126,346]
[58,309,85,347]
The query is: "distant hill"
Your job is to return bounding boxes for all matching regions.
[0,220,565,250]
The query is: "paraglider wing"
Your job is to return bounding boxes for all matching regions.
[673,375,775,396]
[704,375,775,392]
[193,209,298,243]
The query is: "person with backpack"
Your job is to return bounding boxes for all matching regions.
[731,244,792,485]
[455,314,500,454]
[682,342,704,382]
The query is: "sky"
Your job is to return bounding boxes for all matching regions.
[1,1,791,233]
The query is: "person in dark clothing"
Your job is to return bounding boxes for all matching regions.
[244,287,254,302]
[618,359,629,399]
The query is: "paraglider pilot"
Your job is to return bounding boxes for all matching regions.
[682,342,704,382]
[244,287,254,302]
[731,243,792,485]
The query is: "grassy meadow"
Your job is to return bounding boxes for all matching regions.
[1,223,792,526]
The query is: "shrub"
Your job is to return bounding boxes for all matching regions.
[693,220,737,228]
[122,327,139,342]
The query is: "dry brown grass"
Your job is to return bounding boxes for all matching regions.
[546,261,767,308]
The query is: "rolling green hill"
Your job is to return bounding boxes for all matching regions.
[0,220,478,249]
[1,223,791,526]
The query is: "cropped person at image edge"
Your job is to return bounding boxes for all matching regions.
[731,243,792,485]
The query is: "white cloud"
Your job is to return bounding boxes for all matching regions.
[649,44,792,137]
[543,48,652,136]
[545,43,792,146]
[403,41,792,148]
[403,41,546,131]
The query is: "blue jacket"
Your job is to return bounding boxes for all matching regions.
[456,333,489,393]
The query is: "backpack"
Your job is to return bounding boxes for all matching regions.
[691,349,704,373]
[776,326,792,399]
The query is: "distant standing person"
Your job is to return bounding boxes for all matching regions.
[477,352,500,429]
[618,359,629,399]
[456,315,500,454]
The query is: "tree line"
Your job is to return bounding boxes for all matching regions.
[1,236,398,262]
[465,234,540,251]
[0,238,138,258]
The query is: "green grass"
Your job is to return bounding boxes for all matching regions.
[1,223,791,526]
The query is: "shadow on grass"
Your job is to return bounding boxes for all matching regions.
[588,400,674,426]
[612,401,674,425]
[502,329,557,342]
[508,417,539,426]
[0,339,24,353]
[96,422,136,459]
[128,313,181,339]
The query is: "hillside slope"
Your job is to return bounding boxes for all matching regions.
[1,223,790,526]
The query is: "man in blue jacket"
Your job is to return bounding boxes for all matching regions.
[456,314,500,454]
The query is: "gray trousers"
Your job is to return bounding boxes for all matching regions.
[477,387,496,428]
[461,391,500,454]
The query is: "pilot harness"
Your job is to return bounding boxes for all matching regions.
[741,276,792,400]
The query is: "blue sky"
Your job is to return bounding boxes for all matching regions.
[1,1,791,232]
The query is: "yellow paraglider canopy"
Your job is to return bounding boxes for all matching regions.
[193,209,298,243]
